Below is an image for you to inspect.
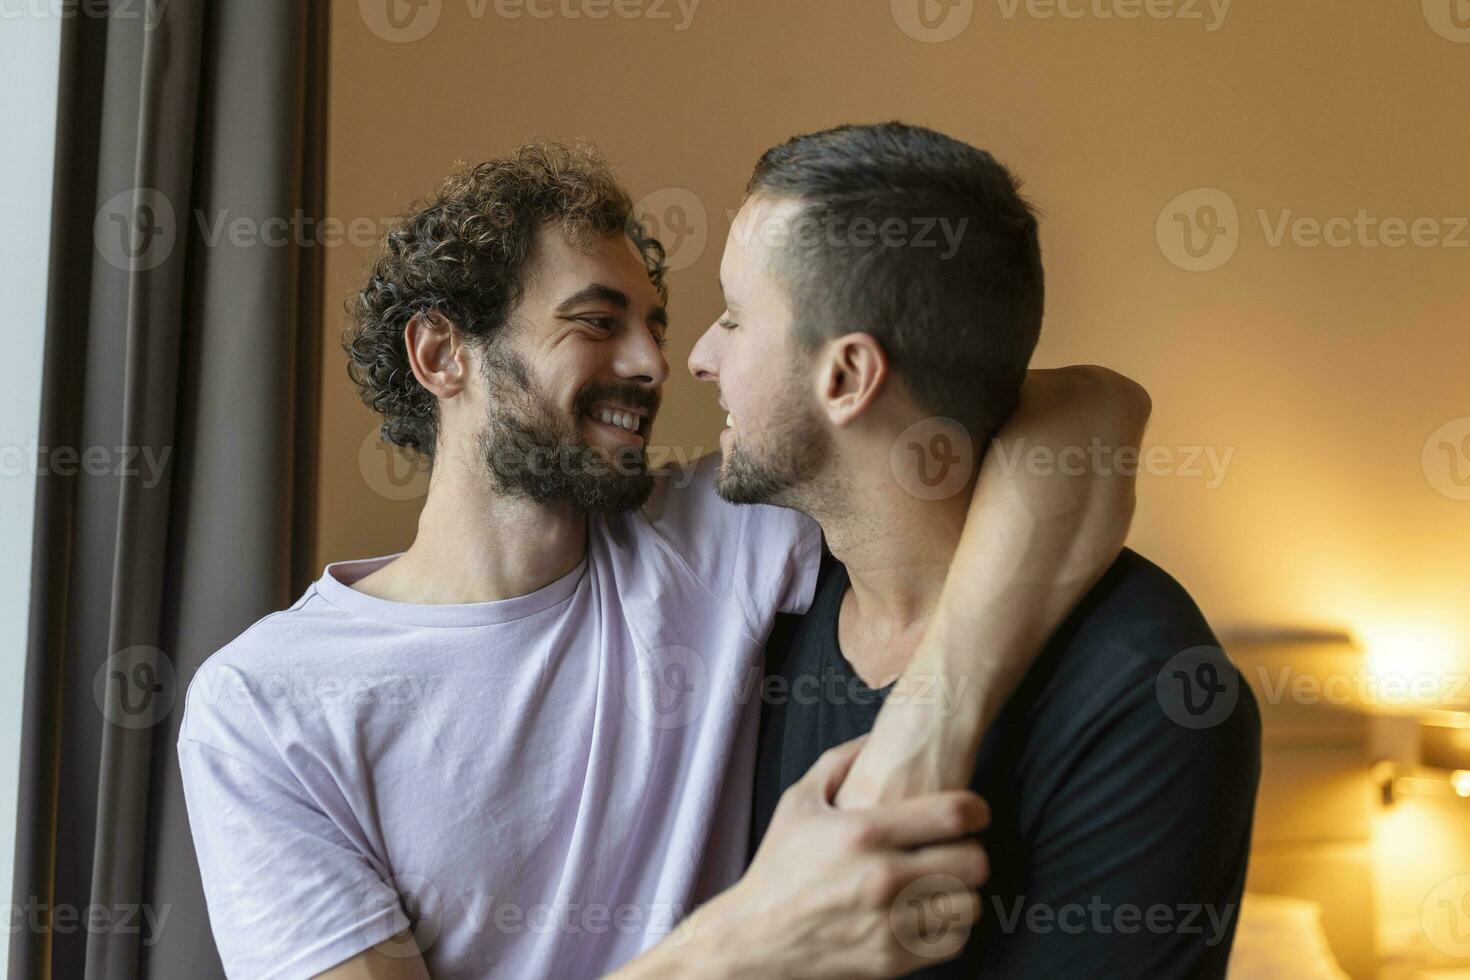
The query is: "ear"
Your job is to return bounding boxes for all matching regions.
[814,332,889,427]
[404,312,472,400]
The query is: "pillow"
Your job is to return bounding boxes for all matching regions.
[1226,892,1350,980]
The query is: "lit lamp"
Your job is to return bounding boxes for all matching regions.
[1377,710,1470,804]
[1420,710,1470,797]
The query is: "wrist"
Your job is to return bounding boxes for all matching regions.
[659,888,779,980]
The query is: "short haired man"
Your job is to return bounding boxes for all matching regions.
[688,122,1262,978]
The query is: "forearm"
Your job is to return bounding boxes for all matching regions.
[838,366,1151,804]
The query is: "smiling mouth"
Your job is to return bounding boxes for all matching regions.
[585,406,649,439]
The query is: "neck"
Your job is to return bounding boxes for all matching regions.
[814,449,974,682]
[355,442,588,605]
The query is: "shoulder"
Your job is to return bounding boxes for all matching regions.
[1018,549,1260,758]
[177,585,354,757]
[1059,548,1218,673]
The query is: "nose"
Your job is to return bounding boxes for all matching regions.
[688,318,723,383]
[614,323,670,389]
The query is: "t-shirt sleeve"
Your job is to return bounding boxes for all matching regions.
[977,658,1262,980]
[178,662,410,980]
[639,452,823,629]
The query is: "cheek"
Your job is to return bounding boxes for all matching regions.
[549,345,603,402]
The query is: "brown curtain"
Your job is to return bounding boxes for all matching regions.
[11,2,328,978]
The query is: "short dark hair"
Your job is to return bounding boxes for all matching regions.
[747,122,1043,441]
[344,142,667,458]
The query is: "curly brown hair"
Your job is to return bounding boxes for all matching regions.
[343,142,668,459]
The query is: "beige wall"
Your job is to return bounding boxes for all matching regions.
[320,0,1470,686]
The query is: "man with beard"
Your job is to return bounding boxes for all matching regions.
[695,123,1262,977]
[178,143,1146,979]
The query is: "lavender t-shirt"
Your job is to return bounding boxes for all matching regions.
[177,454,821,979]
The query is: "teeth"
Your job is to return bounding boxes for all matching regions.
[726,414,734,428]
[594,408,640,433]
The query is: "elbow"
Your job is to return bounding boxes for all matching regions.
[1069,365,1153,445]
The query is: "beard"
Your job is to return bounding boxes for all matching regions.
[715,378,832,509]
[476,347,658,513]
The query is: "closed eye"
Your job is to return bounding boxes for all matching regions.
[573,315,617,332]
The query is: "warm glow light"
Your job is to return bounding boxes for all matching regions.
[1358,622,1466,708]
[1453,770,1470,798]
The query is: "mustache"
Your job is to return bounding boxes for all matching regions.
[575,382,661,419]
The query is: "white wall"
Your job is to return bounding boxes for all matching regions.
[0,5,63,972]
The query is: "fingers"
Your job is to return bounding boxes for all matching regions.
[793,735,869,807]
[858,790,991,849]
[892,840,989,891]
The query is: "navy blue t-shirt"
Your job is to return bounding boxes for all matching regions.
[751,549,1261,979]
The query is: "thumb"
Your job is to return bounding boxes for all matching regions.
[796,734,869,807]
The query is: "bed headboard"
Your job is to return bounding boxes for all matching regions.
[1226,634,1378,980]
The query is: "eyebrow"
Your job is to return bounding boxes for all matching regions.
[556,283,668,329]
